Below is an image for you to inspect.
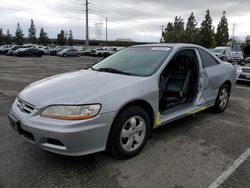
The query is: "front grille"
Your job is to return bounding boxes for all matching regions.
[16,98,35,114]
[242,68,250,73]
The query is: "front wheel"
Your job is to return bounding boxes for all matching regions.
[213,84,230,113]
[109,106,150,159]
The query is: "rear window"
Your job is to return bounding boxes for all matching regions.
[198,49,219,68]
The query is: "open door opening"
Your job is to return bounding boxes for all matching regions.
[159,49,199,113]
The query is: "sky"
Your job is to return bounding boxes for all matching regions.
[0,0,250,42]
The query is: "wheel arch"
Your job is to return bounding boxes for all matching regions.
[222,80,232,94]
[106,99,155,148]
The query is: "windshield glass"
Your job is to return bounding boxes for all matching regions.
[92,47,172,76]
[214,48,225,53]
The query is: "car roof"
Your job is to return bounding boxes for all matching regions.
[131,43,203,49]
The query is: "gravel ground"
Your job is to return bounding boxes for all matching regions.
[0,55,249,188]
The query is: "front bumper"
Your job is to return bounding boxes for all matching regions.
[9,100,115,156]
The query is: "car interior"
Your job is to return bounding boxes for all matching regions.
[159,50,199,112]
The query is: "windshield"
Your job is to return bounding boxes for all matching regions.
[214,48,225,54]
[92,47,172,76]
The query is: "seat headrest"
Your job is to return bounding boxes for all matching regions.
[174,55,190,66]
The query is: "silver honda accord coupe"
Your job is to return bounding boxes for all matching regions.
[8,44,237,159]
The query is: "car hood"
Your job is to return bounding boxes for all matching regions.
[18,70,145,109]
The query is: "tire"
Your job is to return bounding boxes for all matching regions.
[213,84,230,113]
[63,53,67,57]
[109,106,150,159]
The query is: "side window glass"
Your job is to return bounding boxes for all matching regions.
[198,49,219,68]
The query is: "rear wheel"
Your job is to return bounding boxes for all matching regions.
[63,53,67,57]
[109,106,150,159]
[213,84,230,113]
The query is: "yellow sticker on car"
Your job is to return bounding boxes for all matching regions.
[155,112,161,126]
[186,106,208,115]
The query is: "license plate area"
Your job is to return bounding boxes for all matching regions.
[8,114,21,134]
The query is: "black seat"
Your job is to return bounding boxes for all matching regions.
[161,55,192,108]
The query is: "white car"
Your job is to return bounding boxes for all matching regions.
[213,46,232,61]
[235,63,250,82]
[91,47,108,57]
[230,51,243,62]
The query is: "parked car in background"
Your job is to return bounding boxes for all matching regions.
[23,44,37,48]
[230,51,243,63]
[235,63,250,82]
[91,47,124,57]
[13,48,44,57]
[57,48,80,57]
[0,45,13,54]
[50,46,68,56]
[90,48,106,57]
[6,46,27,56]
[37,46,51,55]
[103,47,119,57]
[213,46,232,61]
[8,43,236,159]
[208,48,214,53]
[79,49,91,56]
[1,45,18,55]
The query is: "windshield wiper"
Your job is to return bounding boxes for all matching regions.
[90,66,97,71]
[96,68,131,75]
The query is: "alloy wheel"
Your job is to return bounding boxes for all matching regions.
[120,116,146,152]
[219,88,229,109]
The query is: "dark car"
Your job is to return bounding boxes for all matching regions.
[13,48,44,57]
[6,46,27,56]
[2,45,20,55]
[0,45,14,55]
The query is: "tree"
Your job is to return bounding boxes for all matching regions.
[5,29,12,44]
[28,19,37,44]
[172,16,185,42]
[215,11,229,46]
[162,17,185,43]
[57,30,67,45]
[38,28,49,45]
[162,22,174,42]
[15,23,24,45]
[185,12,199,44]
[199,10,215,48]
[68,30,74,46]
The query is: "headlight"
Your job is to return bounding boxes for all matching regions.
[41,104,101,120]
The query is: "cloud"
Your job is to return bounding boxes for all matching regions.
[0,0,249,42]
